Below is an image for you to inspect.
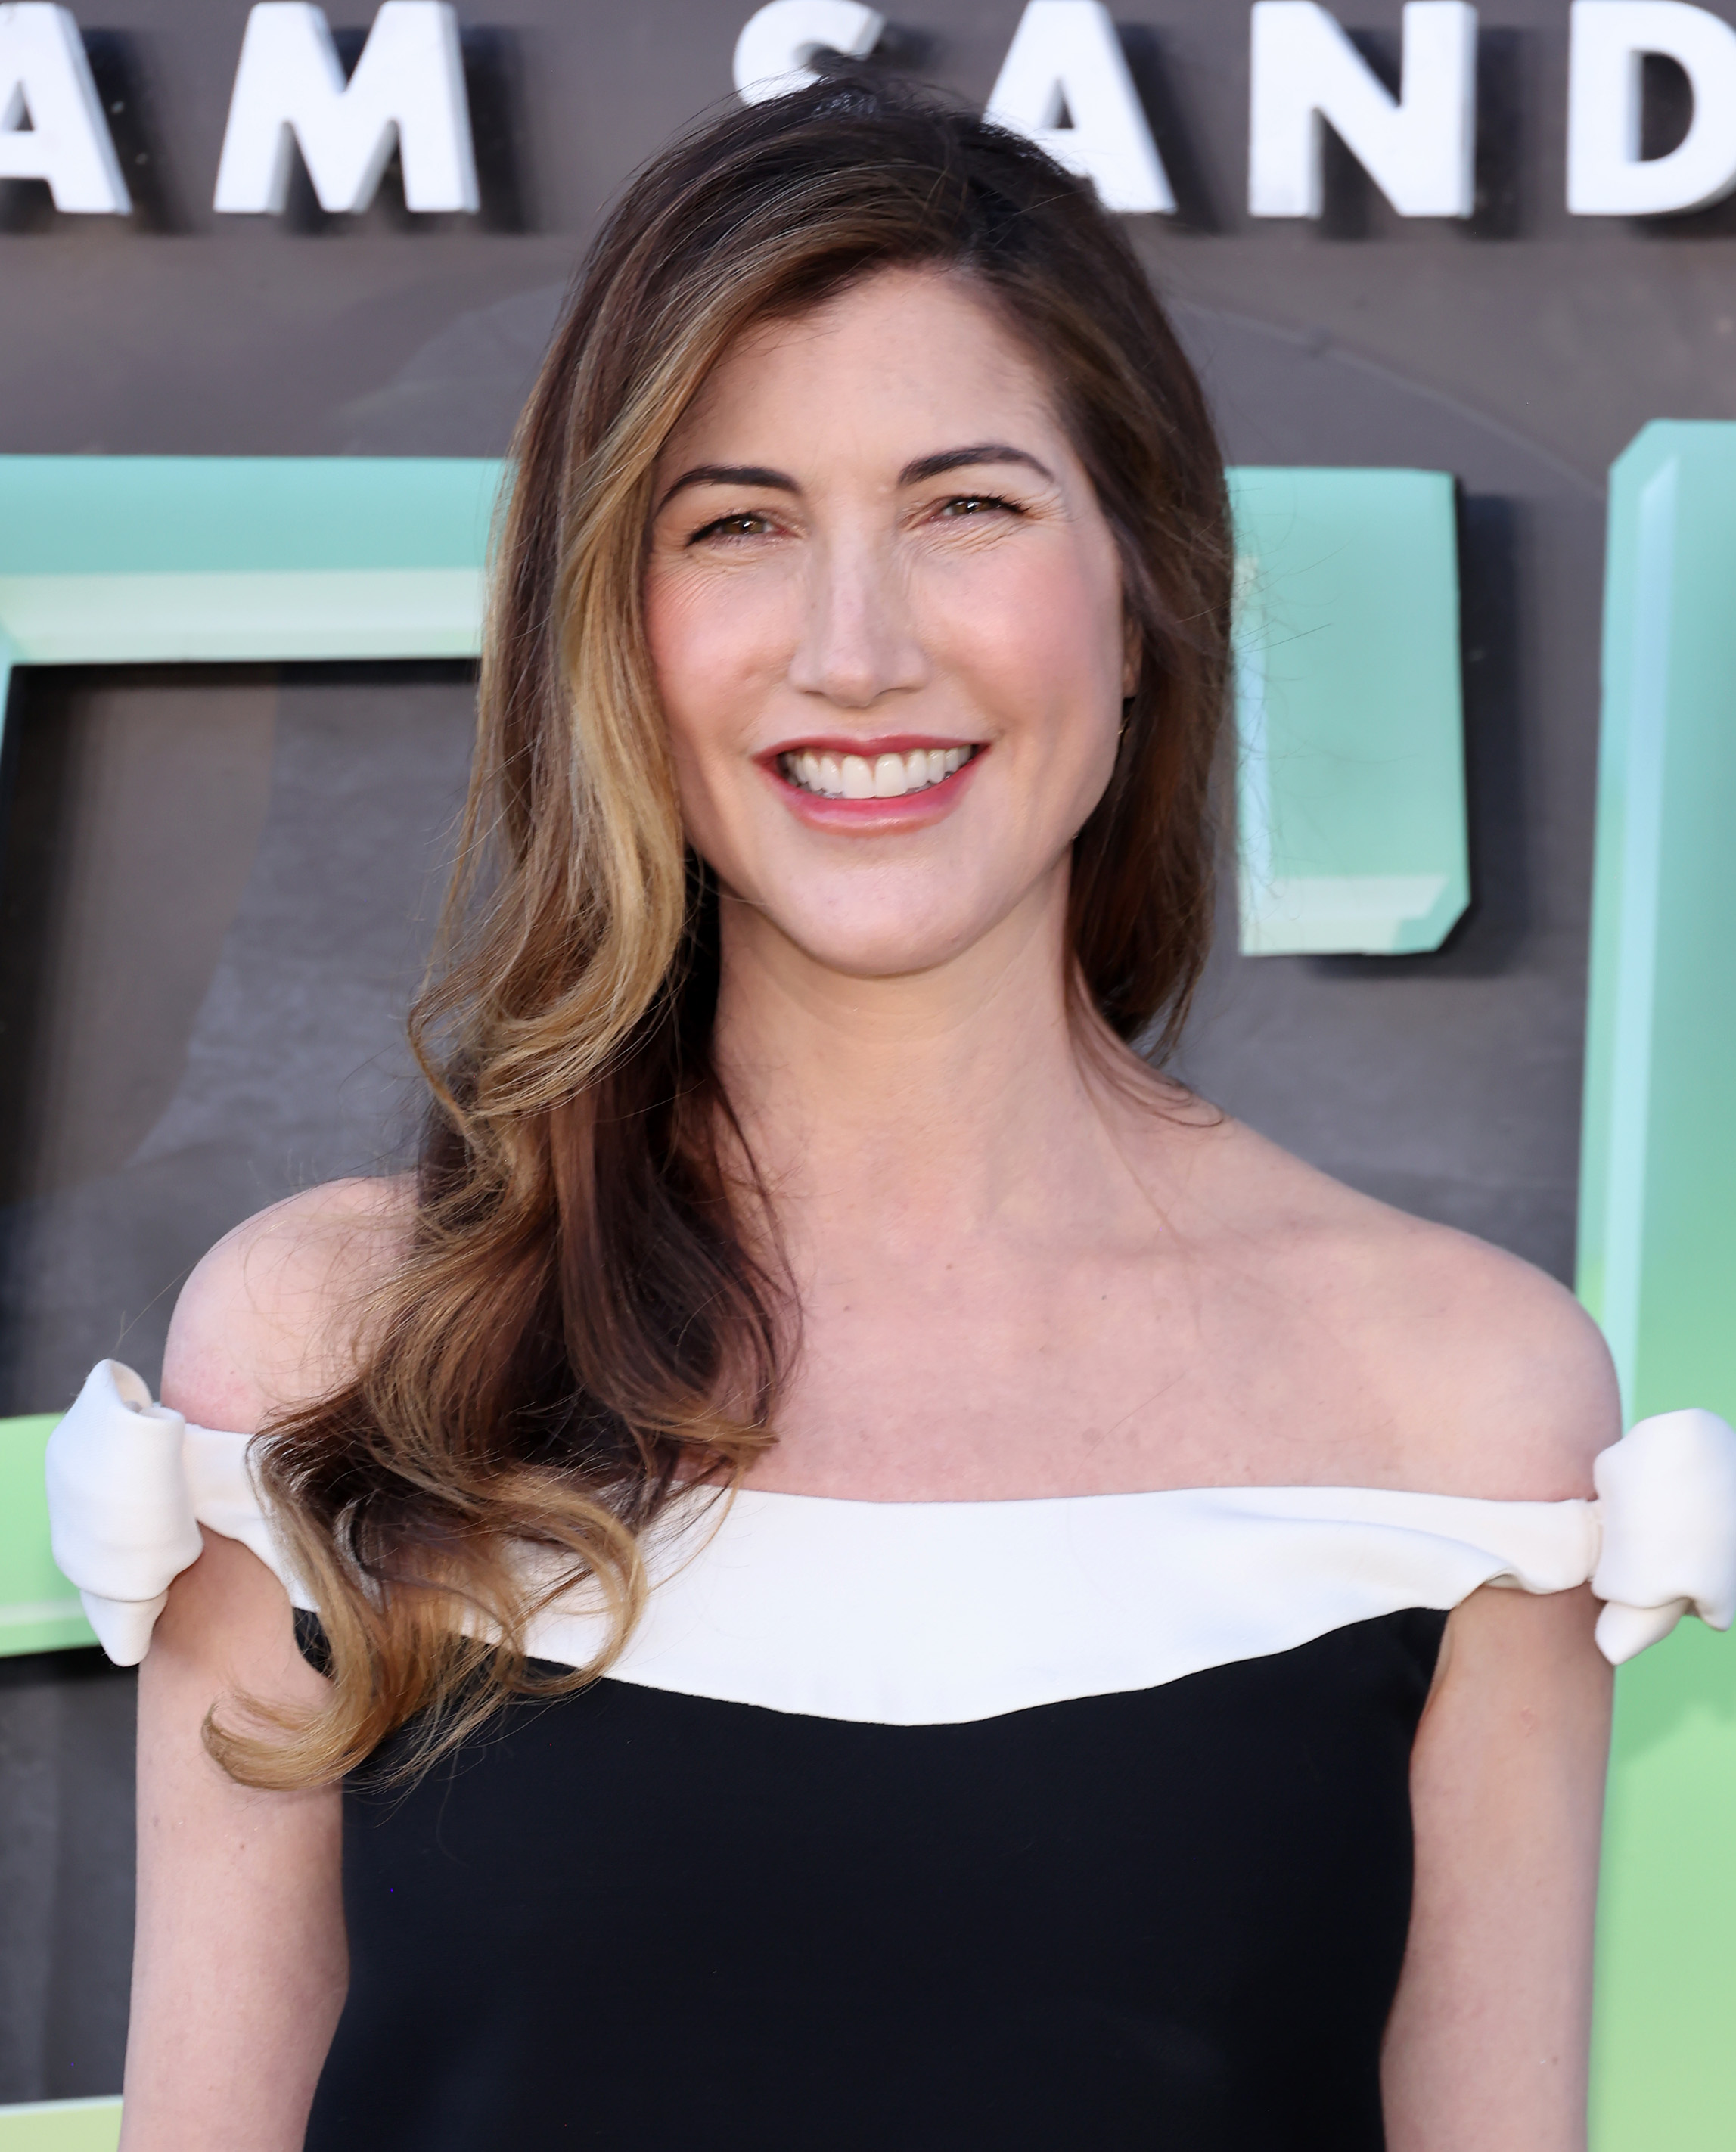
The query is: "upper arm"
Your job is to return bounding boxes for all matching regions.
[126,1532,346,2152]
[126,1176,409,2150]
[1383,1582,1612,2152]
[1380,1234,1620,2150]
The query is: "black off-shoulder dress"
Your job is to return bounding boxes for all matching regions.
[57,1362,1719,2152]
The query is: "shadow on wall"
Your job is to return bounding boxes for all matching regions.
[0,1651,134,2104]
[1169,303,1606,1286]
[0,663,479,1420]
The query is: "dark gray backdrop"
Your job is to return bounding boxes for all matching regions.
[4,0,1734,2098]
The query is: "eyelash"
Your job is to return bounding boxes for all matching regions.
[688,511,776,545]
[936,492,1020,520]
[685,493,1023,546]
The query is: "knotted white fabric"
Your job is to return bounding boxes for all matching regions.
[42,1359,1736,1719]
[45,1359,305,1665]
[1590,1408,1736,1663]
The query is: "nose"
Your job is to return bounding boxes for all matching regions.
[787,532,928,710]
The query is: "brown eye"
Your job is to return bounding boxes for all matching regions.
[691,512,774,544]
[939,494,1015,520]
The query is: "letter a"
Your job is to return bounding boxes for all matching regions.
[213,0,477,215]
[0,3,129,213]
[986,0,1173,215]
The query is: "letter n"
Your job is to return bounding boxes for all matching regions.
[1249,1,1477,219]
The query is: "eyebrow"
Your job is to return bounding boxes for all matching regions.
[655,463,795,513]
[898,443,1056,486]
[654,443,1056,515]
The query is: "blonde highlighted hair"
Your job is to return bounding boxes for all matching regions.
[212,73,1234,1790]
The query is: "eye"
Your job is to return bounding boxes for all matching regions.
[688,511,777,545]
[936,492,1020,521]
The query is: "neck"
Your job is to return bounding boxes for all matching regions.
[710,865,1156,1244]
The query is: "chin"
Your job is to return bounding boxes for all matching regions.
[775,908,986,981]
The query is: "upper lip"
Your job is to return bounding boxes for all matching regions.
[759,734,985,760]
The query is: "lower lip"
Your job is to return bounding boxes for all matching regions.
[762,753,984,832]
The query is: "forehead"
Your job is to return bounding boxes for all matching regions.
[662,266,1062,461]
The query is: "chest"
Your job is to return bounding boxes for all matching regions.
[762,1238,1388,1497]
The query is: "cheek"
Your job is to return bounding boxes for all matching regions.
[936,542,1125,764]
[644,567,802,786]
[642,573,714,744]
[643,575,770,876]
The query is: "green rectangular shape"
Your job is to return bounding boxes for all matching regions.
[0,456,505,576]
[0,2098,122,2151]
[1230,467,1468,956]
[0,568,487,665]
[0,1413,92,1655]
[0,457,504,673]
[1580,421,1736,2150]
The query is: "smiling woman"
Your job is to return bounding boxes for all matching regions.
[40,66,1736,2152]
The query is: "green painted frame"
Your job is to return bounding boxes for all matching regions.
[0,2095,122,2150]
[0,452,505,1655]
[1579,421,1736,2151]
[0,451,1470,1652]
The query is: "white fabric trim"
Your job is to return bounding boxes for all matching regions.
[43,1359,1736,1722]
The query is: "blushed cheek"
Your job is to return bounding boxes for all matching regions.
[973,561,1121,762]
[642,576,700,731]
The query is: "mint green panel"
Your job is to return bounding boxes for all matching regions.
[0,456,505,669]
[1579,421,1736,2150]
[0,2098,122,2150]
[0,1414,92,1657]
[1230,467,1467,956]
[0,455,503,574]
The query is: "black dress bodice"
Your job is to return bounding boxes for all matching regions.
[304,1608,1444,2151]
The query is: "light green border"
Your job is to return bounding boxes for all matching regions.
[0,451,1470,1655]
[0,452,509,1657]
[0,455,505,716]
[1579,421,1736,2151]
[0,2096,121,2150]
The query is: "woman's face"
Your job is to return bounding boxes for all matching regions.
[644,266,1132,983]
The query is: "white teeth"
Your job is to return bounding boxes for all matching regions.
[780,745,977,799]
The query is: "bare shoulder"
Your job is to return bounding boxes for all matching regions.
[1182,1114,1620,1501]
[162,1175,415,1434]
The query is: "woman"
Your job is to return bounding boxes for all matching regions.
[45,76,1736,2152]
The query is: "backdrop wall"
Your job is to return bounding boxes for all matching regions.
[4,0,1734,2102]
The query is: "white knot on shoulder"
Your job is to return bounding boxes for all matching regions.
[45,1360,308,1666]
[42,1359,1736,1718]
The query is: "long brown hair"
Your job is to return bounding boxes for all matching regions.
[214,74,1233,1789]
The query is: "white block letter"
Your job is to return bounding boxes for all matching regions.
[986,0,1172,213]
[733,1,884,104]
[214,1,477,214]
[1249,1,1477,218]
[0,3,129,212]
[1568,1,1736,213]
